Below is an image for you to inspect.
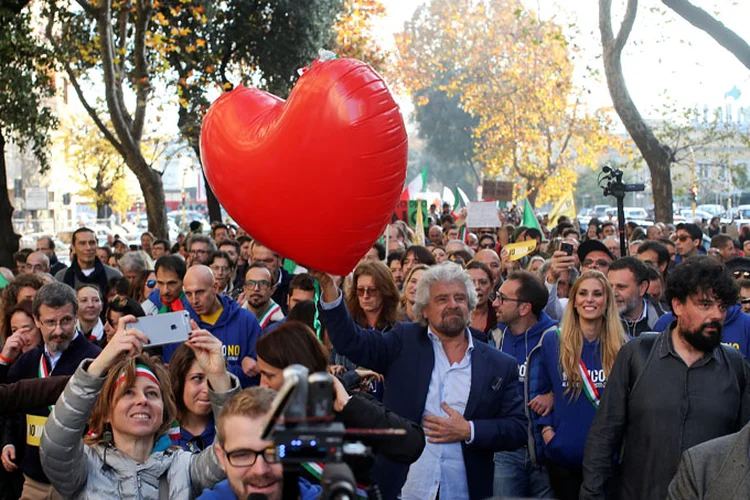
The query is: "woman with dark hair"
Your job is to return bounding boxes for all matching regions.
[40,320,239,498]
[466,261,497,336]
[401,245,435,276]
[129,269,156,304]
[0,301,41,365]
[102,296,146,348]
[345,261,400,332]
[168,344,216,453]
[255,321,424,497]
[431,245,447,264]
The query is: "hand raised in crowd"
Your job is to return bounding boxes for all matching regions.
[528,392,554,417]
[1,333,29,363]
[307,270,339,303]
[186,320,231,393]
[547,250,577,284]
[241,356,260,377]
[1,444,17,472]
[88,315,149,377]
[423,402,472,444]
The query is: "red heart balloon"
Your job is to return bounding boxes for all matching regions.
[200,58,408,275]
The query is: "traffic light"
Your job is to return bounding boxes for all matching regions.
[690,184,698,203]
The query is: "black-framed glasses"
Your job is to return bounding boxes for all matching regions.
[741,298,750,305]
[245,280,271,290]
[490,292,528,304]
[222,446,278,467]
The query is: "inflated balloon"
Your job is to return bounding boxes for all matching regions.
[200,58,408,275]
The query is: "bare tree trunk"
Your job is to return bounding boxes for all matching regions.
[600,0,674,223]
[0,130,20,268]
[133,162,168,239]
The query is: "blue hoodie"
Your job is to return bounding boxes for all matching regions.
[653,304,750,358]
[497,311,558,397]
[198,478,322,500]
[537,332,607,468]
[162,294,261,387]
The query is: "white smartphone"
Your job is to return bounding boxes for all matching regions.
[131,311,191,347]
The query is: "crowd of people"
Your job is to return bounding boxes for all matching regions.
[0,204,748,499]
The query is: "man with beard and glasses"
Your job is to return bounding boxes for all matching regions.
[198,387,322,500]
[310,262,527,500]
[0,282,100,499]
[241,263,285,331]
[581,256,750,500]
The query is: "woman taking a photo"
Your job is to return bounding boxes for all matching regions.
[40,317,239,498]
[168,344,216,453]
[530,270,626,500]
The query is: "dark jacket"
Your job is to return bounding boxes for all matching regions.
[667,420,750,500]
[4,335,101,483]
[323,297,527,500]
[0,376,70,415]
[620,298,664,338]
[271,267,292,315]
[580,329,750,500]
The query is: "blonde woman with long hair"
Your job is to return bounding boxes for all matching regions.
[532,270,626,500]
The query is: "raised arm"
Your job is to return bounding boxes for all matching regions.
[310,270,402,375]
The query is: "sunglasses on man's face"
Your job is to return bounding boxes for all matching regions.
[733,270,750,280]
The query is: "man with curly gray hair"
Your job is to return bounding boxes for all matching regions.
[311,262,526,500]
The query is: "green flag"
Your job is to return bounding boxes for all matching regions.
[522,199,541,231]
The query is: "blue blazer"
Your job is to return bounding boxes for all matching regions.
[324,299,527,500]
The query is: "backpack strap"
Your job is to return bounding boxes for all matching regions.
[721,344,747,395]
[629,332,659,394]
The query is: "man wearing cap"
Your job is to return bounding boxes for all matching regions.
[543,240,615,320]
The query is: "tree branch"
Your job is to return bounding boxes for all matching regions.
[663,0,750,71]
[132,0,152,142]
[44,8,125,156]
[72,0,99,17]
[97,0,136,153]
[614,0,638,56]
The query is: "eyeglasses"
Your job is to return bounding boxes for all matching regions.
[190,249,209,255]
[740,298,750,305]
[40,316,76,330]
[245,280,271,290]
[583,259,611,270]
[356,287,379,297]
[221,446,278,467]
[733,270,750,280]
[210,265,230,273]
[490,292,527,304]
[676,235,693,242]
[479,243,495,249]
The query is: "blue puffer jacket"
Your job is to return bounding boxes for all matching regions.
[522,323,559,467]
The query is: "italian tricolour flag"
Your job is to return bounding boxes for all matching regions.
[400,168,428,201]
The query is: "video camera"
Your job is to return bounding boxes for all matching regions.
[260,365,360,500]
[598,165,646,257]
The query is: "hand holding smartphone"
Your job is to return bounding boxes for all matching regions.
[131,311,191,347]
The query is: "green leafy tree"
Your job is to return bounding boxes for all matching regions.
[0,2,57,267]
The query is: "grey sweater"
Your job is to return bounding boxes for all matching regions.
[40,360,239,499]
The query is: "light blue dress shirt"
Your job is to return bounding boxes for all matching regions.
[400,327,475,500]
